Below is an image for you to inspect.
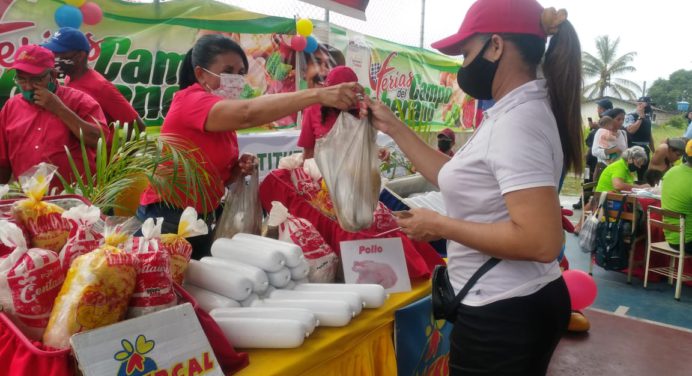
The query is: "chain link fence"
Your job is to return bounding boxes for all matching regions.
[221,0,424,49]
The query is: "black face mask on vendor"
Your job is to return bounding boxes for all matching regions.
[456,39,499,101]
[438,139,453,153]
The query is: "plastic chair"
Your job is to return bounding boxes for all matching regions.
[643,206,691,301]
[589,193,645,283]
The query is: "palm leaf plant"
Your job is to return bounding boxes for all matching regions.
[57,122,214,215]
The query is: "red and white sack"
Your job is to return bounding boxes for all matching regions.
[128,217,176,317]
[0,220,65,340]
[268,201,338,283]
[160,207,208,285]
[59,205,103,273]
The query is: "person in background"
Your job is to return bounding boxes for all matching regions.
[591,115,627,166]
[624,96,656,182]
[42,27,145,134]
[648,137,687,174]
[0,45,108,190]
[437,128,456,156]
[595,146,650,193]
[660,139,692,251]
[137,34,362,260]
[684,111,692,139]
[364,0,582,373]
[574,98,612,209]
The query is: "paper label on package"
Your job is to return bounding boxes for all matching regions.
[340,237,411,293]
[70,303,222,376]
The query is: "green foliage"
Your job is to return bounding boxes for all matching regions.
[582,35,641,100]
[58,122,213,214]
[663,114,689,130]
[647,69,692,112]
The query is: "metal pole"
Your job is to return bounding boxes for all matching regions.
[642,81,647,97]
[419,0,426,48]
[325,9,330,23]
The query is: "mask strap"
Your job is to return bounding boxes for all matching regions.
[201,67,220,78]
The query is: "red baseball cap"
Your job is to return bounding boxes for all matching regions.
[326,66,358,86]
[11,45,55,75]
[431,0,546,55]
[438,128,456,142]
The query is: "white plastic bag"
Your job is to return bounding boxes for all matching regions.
[60,205,103,273]
[214,166,262,240]
[268,202,338,283]
[315,112,381,232]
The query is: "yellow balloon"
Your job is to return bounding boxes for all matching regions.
[65,0,86,7]
[296,18,313,37]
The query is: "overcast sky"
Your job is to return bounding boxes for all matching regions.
[223,0,692,95]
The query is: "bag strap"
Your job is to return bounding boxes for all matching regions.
[614,196,628,222]
[450,257,500,311]
[593,193,608,220]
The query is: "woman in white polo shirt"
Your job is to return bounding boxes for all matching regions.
[363,0,583,374]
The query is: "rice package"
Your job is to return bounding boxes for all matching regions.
[42,218,138,349]
[159,207,208,284]
[0,221,65,340]
[128,217,176,318]
[59,205,103,273]
[13,163,72,253]
[268,201,338,283]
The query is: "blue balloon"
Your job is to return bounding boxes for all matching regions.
[55,5,83,29]
[304,36,318,54]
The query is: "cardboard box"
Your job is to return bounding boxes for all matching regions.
[71,303,223,376]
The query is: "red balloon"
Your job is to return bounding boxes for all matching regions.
[563,269,597,310]
[291,35,307,51]
[81,2,103,25]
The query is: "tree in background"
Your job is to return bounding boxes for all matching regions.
[582,35,641,100]
[647,69,692,112]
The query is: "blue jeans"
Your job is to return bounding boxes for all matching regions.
[136,203,219,260]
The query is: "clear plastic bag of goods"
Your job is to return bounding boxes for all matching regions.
[42,217,139,349]
[314,112,381,232]
[214,165,262,241]
[267,201,338,283]
[12,163,72,253]
[0,221,65,340]
[127,218,176,318]
[159,207,208,285]
[59,205,103,273]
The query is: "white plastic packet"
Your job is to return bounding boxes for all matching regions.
[315,112,381,232]
[59,205,103,273]
[214,166,262,240]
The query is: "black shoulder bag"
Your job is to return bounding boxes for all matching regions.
[431,258,500,322]
[594,196,630,271]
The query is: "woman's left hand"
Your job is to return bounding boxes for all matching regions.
[394,208,443,242]
[237,153,258,176]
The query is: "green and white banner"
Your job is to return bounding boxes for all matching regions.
[0,0,477,131]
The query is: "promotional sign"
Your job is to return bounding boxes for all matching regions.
[340,237,411,293]
[70,303,222,376]
[0,0,478,133]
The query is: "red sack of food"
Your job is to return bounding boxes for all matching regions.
[268,201,339,283]
[0,221,65,340]
[128,217,176,318]
[159,207,208,285]
[59,205,103,273]
[12,164,72,253]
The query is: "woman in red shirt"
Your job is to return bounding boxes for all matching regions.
[138,34,362,259]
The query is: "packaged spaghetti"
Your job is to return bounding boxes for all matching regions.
[59,205,103,273]
[128,217,176,318]
[159,207,208,284]
[42,218,139,349]
[0,221,64,340]
[13,163,72,253]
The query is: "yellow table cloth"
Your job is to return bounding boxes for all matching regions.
[235,279,432,376]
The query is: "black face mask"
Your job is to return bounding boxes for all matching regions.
[456,39,499,100]
[628,163,638,172]
[438,139,452,153]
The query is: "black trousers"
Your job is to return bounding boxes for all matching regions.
[449,277,571,376]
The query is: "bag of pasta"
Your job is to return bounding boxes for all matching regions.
[43,217,139,349]
[128,217,176,318]
[13,163,72,253]
[213,164,262,241]
[0,221,64,340]
[59,205,103,273]
[315,112,381,232]
[160,207,208,285]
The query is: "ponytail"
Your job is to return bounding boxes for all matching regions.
[543,20,583,173]
[178,48,196,90]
